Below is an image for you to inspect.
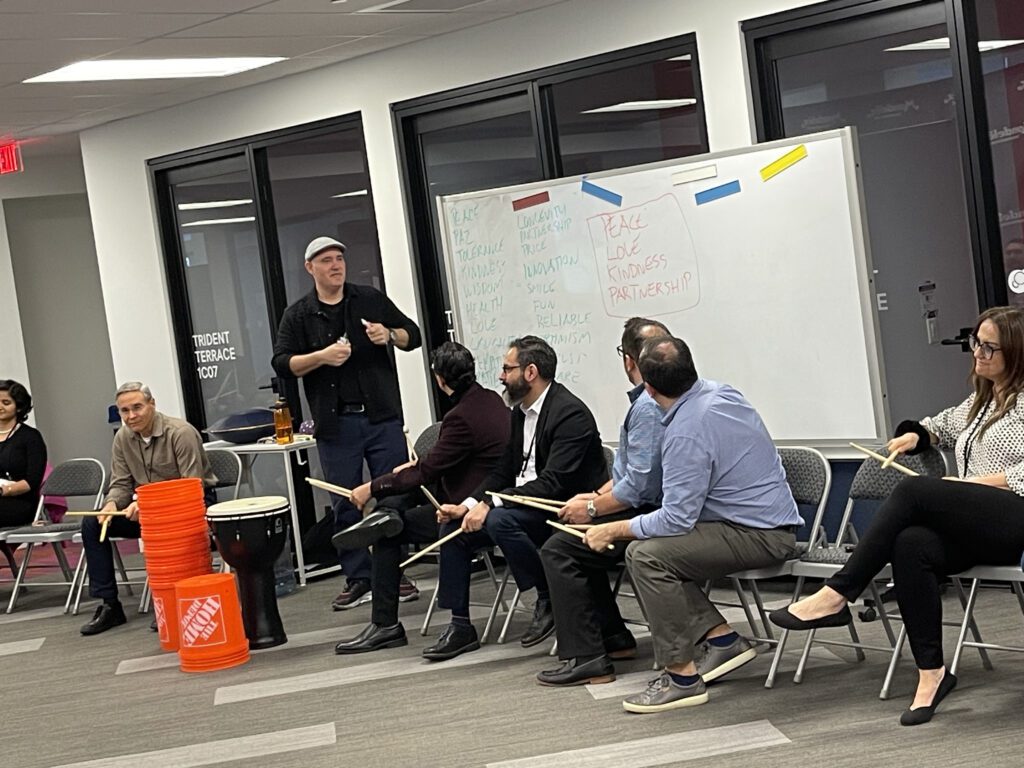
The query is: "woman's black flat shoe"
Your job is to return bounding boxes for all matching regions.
[768,604,852,631]
[899,671,957,726]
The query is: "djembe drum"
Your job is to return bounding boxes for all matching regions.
[206,496,290,649]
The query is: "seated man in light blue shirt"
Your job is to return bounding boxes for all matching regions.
[536,318,669,687]
[583,336,800,714]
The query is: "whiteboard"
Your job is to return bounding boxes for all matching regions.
[437,128,888,448]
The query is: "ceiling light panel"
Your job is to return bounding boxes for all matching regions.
[582,98,697,114]
[24,58,285,82]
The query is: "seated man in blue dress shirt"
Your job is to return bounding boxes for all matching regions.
[535,317,669,686]
[583,336,800,714]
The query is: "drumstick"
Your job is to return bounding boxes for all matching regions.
[848,442,918,477]
[305,477,353,498]
[516,494,568,507]
[420,485,443,511]
[486,491,561,513]
[400,527,462,568]
[546,519,614,550]
[404,427,418,463]
[64,510,130,517]
[99,518,111,543]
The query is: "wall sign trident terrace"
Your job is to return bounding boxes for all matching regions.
[0,142,22,175]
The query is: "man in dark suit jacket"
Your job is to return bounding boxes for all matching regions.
[332,342,511,654]
[430,336,606,661]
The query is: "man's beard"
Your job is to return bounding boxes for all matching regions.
[504,378,529,404]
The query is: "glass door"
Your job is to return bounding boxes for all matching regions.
[754,2,981,421]
[163,155,276,429]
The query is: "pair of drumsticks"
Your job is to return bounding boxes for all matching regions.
[399,489,610,568]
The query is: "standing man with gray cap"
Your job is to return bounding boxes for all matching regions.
[272,236,422,609]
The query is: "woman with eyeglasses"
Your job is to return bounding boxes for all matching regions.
[770,306,1024,726]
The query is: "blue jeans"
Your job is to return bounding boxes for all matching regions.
[316,415,407,583]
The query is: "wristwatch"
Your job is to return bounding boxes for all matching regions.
[586,499,597,519]
[388,328,399,344]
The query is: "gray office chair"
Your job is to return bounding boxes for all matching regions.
[764,448,947,689]
[725,446,832,643]
[5,458,106,613]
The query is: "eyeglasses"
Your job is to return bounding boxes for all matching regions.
[968,334,1002,360]
[615,346,624,357]
[500,364,521,374]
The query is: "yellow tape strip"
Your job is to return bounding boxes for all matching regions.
[760,144,808,182]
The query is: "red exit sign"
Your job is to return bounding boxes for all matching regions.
[0,142,22,175]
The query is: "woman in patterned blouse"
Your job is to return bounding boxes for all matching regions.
[770,306,1024,726]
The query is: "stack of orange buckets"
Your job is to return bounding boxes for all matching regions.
[136,477,213,652]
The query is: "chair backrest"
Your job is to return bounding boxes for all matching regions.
[206,448,242,501]
[838,447,946,545]
[414,422,443,460]
[778,446,832,548]
[848,447,946,502]
[602,445,615,483]
[38,458,106,518]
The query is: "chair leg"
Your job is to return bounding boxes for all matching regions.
[549,638,558,656]
[497,588,521,644]
[764,628,790,688]
[749,580,775,640]
[950,578,981,676]
[481,568,511,644]
[139,578,151,614]
[846,616,866,661]
[731,577,760,636]
[53,543,72,581]
[793,629,816,684]
[954,578,993,671]
[482,552,509,613]
[64,553,87,614]
[73,559,89,615]
[880,624,907,700]
[6,543,34,613]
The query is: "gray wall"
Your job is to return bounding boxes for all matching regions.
[5,193,116,465]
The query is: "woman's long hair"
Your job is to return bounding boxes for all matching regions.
[968,306,1024,436]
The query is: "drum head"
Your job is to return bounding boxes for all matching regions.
[207,496,290,521]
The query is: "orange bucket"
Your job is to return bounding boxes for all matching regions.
[151,585,181,652]
[175,573,249,673]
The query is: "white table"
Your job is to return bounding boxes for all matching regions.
[204,438,320,587]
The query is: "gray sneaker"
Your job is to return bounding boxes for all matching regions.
[622,673,709,713]
[695,635,757,683]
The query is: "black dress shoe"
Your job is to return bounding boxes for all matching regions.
[520,598,555,647]
[537,655,615,686]
[900,671,958,726]
[332,511,404,552]
[422,623,480,661]
[150,618,158,632]
[604,630,637,660]
[768,604,852,631]
[80,602,127,636]
[335,622,408,654]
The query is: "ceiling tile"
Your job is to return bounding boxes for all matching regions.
[0,38,139,64]
[295,33,424,59]
[0,0,267,12]
[0,13,225,39]
[101,35,364,58]
[169,12,407,36]
[243,0,405,13]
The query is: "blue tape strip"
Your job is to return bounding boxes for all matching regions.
[581,179,623,206]
[695,180,741,205]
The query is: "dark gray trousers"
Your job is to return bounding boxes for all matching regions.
[626,521,797,667]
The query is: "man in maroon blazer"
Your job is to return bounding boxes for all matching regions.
[333,341,511,654]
